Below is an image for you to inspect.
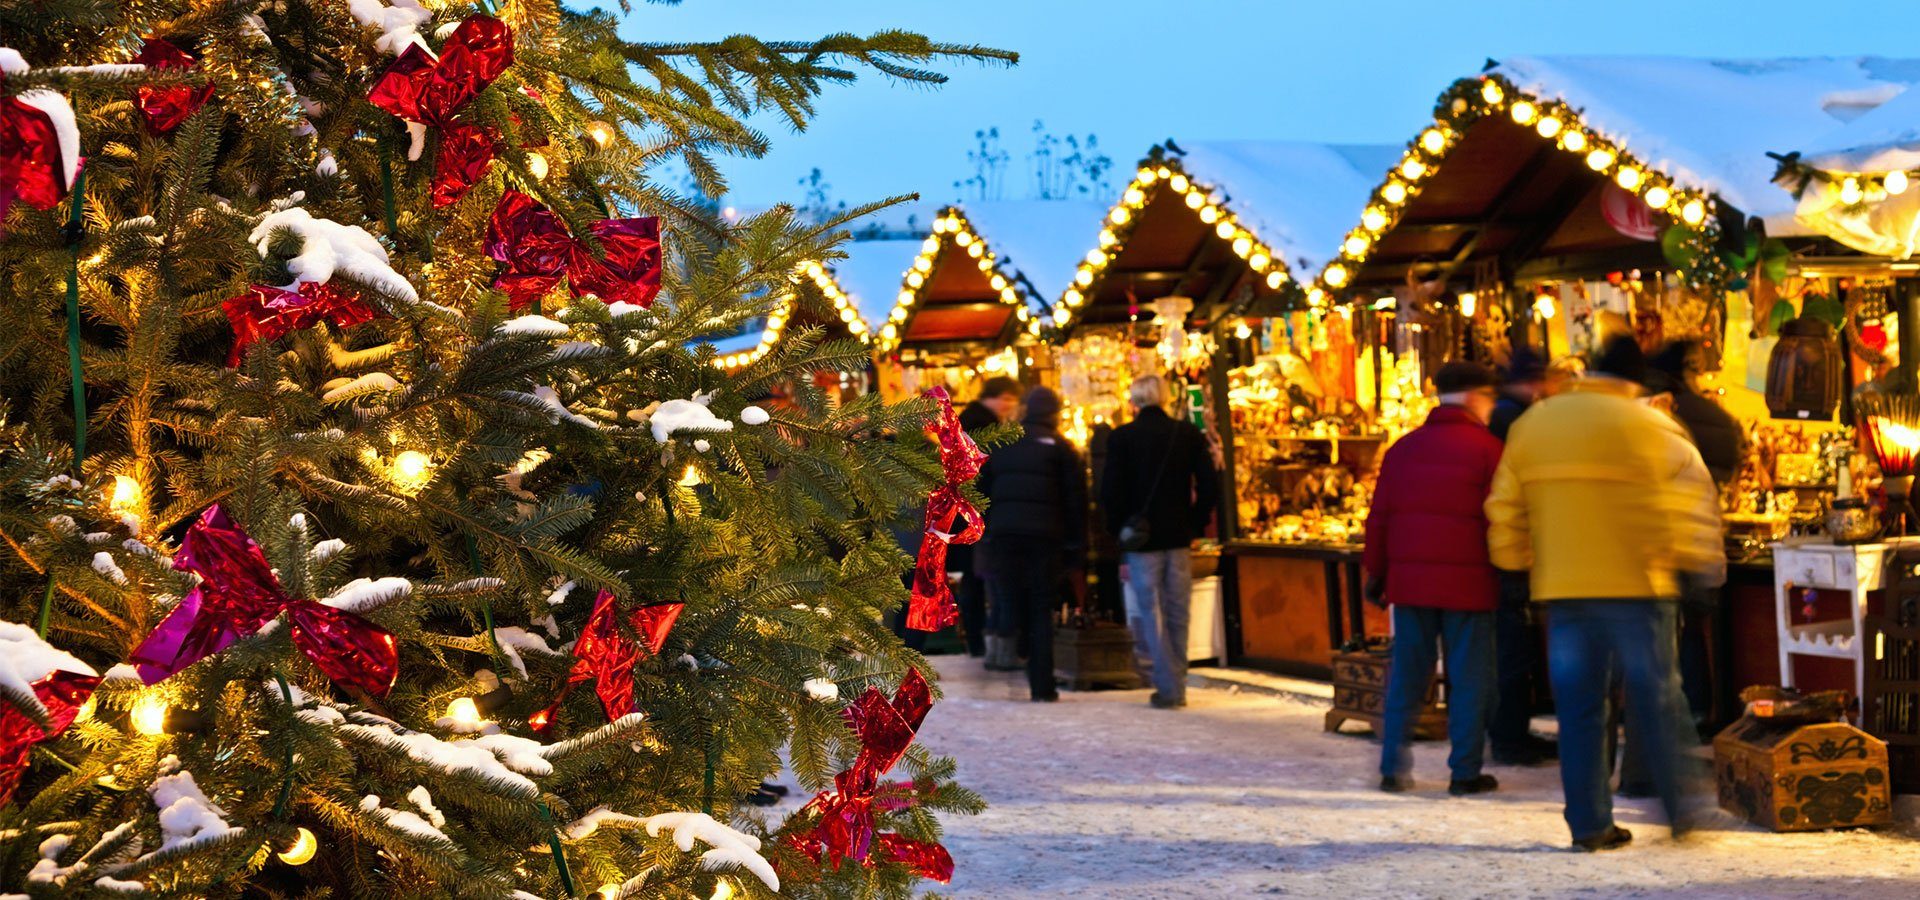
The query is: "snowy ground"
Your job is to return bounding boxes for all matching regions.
[895,656,1920,899]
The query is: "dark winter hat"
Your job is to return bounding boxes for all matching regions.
[980,376,1021,399]
[1648,339,1698,380]
[1433,360,1497,395]
[1594,334,1647,384]
[1021,386,1062,427]
[1505,346,1547,383]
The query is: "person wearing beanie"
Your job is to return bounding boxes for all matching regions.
[1484,334,1724,851]
[977,386,1087,701]
[1644,340,1744,487]
[1489,347,1546,442]
[1365,360,1504,797]
[956,376,1022,664]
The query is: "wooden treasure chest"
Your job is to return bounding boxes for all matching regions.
[1714,687,1892,831]
[1324,638,1445,740]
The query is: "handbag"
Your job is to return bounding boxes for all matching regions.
[1117,434,1177,552]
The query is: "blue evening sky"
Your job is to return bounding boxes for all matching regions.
[632,0,1918,209]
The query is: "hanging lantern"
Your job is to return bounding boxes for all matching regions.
[1764,317,1841,420]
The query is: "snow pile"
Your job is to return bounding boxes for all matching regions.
[0,47,26,74]
[320,372,401,402]
[545,581,575,607]
[360,792,453,844]
[26,834,74,885]
[406,785,446,828]
[101,664,141,683]
[149,758,240,852]
[320,577,411,614]
[803,678,839,702]
[648,395,732,442]
[249,206,417,301]
[490,626,557,678]
[91,551,127,584]
[340,723,552,798]
[605,300,648,318]
[311,538,347,564]
[562,805,644,840]
[519,385,600,429]
[346,0,431,56]
[496,315,570,339]
[92,876,144,893]
[739,405,770,426]
[642,812,779,891]
[0,621,98,720]
[315,150,338,177]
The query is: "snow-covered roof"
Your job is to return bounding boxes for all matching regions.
[1795,81,1920,173]
[951,200,1107,305]
[1489,55,1920,231]
[1171,141,1401,276]
[832,239,923,336]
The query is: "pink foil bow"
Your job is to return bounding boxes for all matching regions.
[0,668,98,806]
[367,14,514,208]
[484,190,663,310]
[132,39,215,133]
[530,589,682,732]
[129,505,399,697]
[221,281,382,366]
[907,387,986,631]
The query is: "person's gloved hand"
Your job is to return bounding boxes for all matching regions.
[1364,576,1387,609]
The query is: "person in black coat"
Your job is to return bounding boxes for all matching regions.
[1100,375,1218,709]
[1647,340,1744,487]
[953,376,1020,660]
[978,386,1086,702]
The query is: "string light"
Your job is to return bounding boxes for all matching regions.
[1886,170,1910,195]
[1458,292,1477,317]
[525,152,549,182]
[1643,185,1672,210]
[130,693,169,736]
[1680,198,1707,225]
[678,465,704,487]
[874,208,1028,354]
[1534,294,1557,320]
[586,121,615,149]
[1480,80,1504,104]
[278,827,318,866]
[1535,116,1563,139]
[390,450,433,492]
[1420,128,1447,153]
[1585,148,1615,171]
[444,697,481,727]
[1234,321,1253,340]
[109,475,141,513]
[1509,100,1537,125]
[709,878,736,900]
[1614,166,1642,190]
[1841,177,1864,205]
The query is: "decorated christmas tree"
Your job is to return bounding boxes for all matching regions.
[0,1,1009,896]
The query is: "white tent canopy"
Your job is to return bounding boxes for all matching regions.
[1170,141,1400,279]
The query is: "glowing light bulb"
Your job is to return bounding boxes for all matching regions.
[525,152,549,181]
[1232,236,1253,257]
[1480,81,1504,105]
[1420,128,1447,154]
[1265,271,1286,290]
[896,290,915,307]
[1585,148,1615,172]
[709,878,736,900]
[1362,207,1390,232]
[1109,206,1131,225]
[1215,221,1235,240]
[1399,158,1427,180]
[954,231,972,247]
[1343,235,1370,257]
[130,693,168,736]
[1136,166,1157,184]
[1124,187,1146,206]
[1536,116,1563,139]
[586,121,615,149]
[1680,198,1706,225]
[1198,205,1220,224]
[1560,129,1586,152]
[1841,177,1864,205]
[967,242,985,259]
[1509,100,1537,125]
[1643,185,1672,210]
[678,465,703,487]
[1054,305,1071,326]
[882,323,897,340]
[1534,294,1557,320]
[1324,264,1349,288]
[990,274,1008,290]
[1886,171,1910,195]
[1064,289,1084,307]
[1381,181,1408,205]
[1615,166,1642,191]
[1234,321,1253,340]
[109,475,141,513]
[905,271,924,289]
[444,696,481,727]
[1085,249,1106,267]
[1458,292,1477,318]
[1250,251,1270,271]
[278,827,318,866]
[1169,173,1190,193]
[391,450,432,491]
[1184,191,1205,210]
[1075,269,1094,287]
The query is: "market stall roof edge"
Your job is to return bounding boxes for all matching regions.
[708,260,876,369]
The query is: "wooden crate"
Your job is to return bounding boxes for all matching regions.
[1714,715,1893,831]
[1053,621,1143,691]
[1323,646,1446,740]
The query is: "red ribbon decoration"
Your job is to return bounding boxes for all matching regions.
[132,39,214,133]
[367,14,513,208]
[483,190,663,311]
[0,668,98,807]
[784,668,950,882]
[907,387,987,631]
[530,589,682,732]
[129,505,399,697]
[0,90,76,223]
[221,281,383,366]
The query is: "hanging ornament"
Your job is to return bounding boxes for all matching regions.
[367,14,513,208]
[530,589,682,732]
[129,505,399,697]
[131,39,215,133]
[784,669,952,882]
[484,190,663,310]
[906,388,985,632]
[222,281,383,366]
[0,622,99,806]
[0,81,81,224]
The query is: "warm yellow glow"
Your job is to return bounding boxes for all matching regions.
[1215,221,1235,240]
[278,827,318,866]
[1458,292,1477,318]
[709,878,736,900]
[1109,206,1130,225]
[905,271,924,289]
[1054,305,1072,326]
[1307,287,1328,306]
[1198,205,1220,224]
[1480,81,1504,104]
[920,237,939,254]
[1183,191,1205,210]
[1362,207,1390,232]
[1124,187,1146,206]
[391,451,433,491]
[954,231,973,247]
[445,696,481,727]
[130,693,168,736]
[1232,236,1253,257]
[1265,271,1285,290]
[1561,129,1587,152]
[1841,177,1864,205]
[1534,294,1557,320]
[1585,148,1615,171]
[1085,249,1106,267]
[1136,166,1157,184]
[882,323,897,340]
[678,465,703,487]
[586,121,615,149]
[1169,173,1191,193]
[1075,268,1094,287]
[1324,264,1349,287]
[1381,181,1408,205]
[1680,198,1706,225]
[1234,321,1253,340]
[1343,234,1370,256]
[1535,116,1563,139]
[1249,252,1270,271]
[1509,100,1537,125]
[896,290,914,306]
[1643,185,1672,210]
[1027,319,1042,335]
[1399,158,1426,180]
[1419,128,1447,154]
[913,256,932,273]
[109,475,141,513]
[931,217,950,234]
[525,152,549,182]
[966,242,985,259]
[1886,170,1911,196]
[1064,288,1084,307]
[1155,166,1172,179]
[990,273,1008,290]
[1615,165,1642,190]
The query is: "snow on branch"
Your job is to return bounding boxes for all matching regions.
[537,713,646,764]
[319,577,413,614]
[0,620,98,726]
[338,720,551,800]
[495,315,570,339]
[646,394,733,443]
[249,206,418,302]
[642,812,779,892]
[359,793,454,846]
[148,758,241,853]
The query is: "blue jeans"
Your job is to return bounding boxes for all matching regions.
[1547,600,1686,841]
[1380,605,1496,781]
[1124,549,1192,702]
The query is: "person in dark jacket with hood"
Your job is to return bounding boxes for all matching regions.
[1366,361,1504,796]
[979,387,1086,701]
[1487,347,1559,766]
[1101,375,1218,709]
[1646,340,1743,487]
[955,377,1020,661]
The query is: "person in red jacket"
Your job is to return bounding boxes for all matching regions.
[1366,361,1504,796]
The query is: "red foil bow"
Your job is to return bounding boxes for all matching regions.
[907,388,987,631]
[132,39,215,133]
[0,635,98,806]
[367,14,513,208]
[0,89,78,223]
[530,589,682,732]
[786,669,950,881]
[129,505,399,697]
[222,281,382,366]
[484,191,663,310]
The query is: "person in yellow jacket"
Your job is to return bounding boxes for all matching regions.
[1484,336,1724,852]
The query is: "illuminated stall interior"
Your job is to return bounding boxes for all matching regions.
[868,201,1102,402]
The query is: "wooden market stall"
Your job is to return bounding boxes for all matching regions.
[1285,55,1920,719]
[709,261,878,402]
[866,201,1103,402]
[1047,140,1397,675]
